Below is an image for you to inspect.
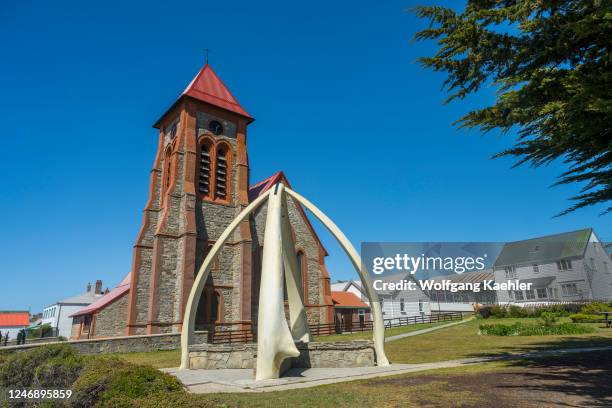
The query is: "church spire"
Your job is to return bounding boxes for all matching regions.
[154,64,253,128]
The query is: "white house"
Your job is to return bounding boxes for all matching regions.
[332,276,431,319]
[42,280,106,338]
[494,228,612,304]
[428,270,497,313]
[0,311,30,341]
[375,273,431,319]
[331,280,367,300]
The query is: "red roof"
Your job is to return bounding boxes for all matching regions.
[331,291,369,309]
[248,171,285,201]
[249,171,328,256]
[155,64,253,127]
[0,312,30,327]
[70,273,131,317]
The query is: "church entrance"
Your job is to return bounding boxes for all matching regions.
[195,287,220,331]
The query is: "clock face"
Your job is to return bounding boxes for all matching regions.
[209,120,223,135]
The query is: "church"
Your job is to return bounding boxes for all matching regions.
[70,63,334,339]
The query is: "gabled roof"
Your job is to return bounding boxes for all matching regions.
[70,273,131,317]
[493,228,593,268]
[249,171,328,256]
[431,269,494,284]
[0,311,29,327]
[56,291,104,306]
[331,291,369,309]
[154,64,253,128]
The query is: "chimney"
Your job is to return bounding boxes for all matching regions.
[86,282,92,292]
[95,280,102,295]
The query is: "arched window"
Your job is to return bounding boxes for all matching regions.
[297,251,308,302]
[215,145,230,200]
[198,140,212,197]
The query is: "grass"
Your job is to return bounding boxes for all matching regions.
[313,320,450,342]
[386,317,612,364]
[199,364,499,408]
[108,317,612,369]
[109,349,180,369]
[44,317,612,407]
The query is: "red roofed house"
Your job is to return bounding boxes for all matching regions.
[0,311,30,341]
[332,291,371,332]
[76,63,334,338]
[70,274,131,339]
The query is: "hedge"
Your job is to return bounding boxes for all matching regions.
[479,322,595,336]
[569,313,602,323]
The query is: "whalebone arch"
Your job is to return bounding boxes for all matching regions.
[180,183,389,380]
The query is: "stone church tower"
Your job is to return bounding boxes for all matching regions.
[121,64,333,336]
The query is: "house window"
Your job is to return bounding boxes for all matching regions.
[604,262,611,275]
[525,289,535,300]
[508,290,514,300]
[533,264,539,273]
[215,145,230,200]
[557,259,573,271]
[536,288,547,299]
[504,266,517,279]
[514,290,524,301]
[400,298,405,313]
[418,299,424,313]
[198,141,212,196]
[561,283,578,296]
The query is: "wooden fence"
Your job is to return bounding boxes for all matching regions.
[210,312,463,344]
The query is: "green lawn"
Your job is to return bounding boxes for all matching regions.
[313,320,451,342]
[110,349,181,369]
[111,316,612,369]
[104,317,612,407]
[386,317,612,363]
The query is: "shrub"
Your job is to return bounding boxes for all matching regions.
[71,357,183,408]
[490,305,508,318]
[539,311,559,327]
[580,301,612,315]
[0,344,83,389]
[479,322,595,336]
[569,313,601,323]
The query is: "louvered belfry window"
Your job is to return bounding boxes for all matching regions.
[215,146,228,199]
[198,143,211,196]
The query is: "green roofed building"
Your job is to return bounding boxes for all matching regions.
[493,228,611,304]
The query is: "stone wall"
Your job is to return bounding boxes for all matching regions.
[93,292,129,338]
[188,340,375,370]
[4,331,208,355]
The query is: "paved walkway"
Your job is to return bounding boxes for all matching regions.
[164,345,612,394]
[385,316,472,342]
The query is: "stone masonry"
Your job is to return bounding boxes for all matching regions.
[188,341,376,370]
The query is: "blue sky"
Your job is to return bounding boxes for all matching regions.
[1,0,609,312]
